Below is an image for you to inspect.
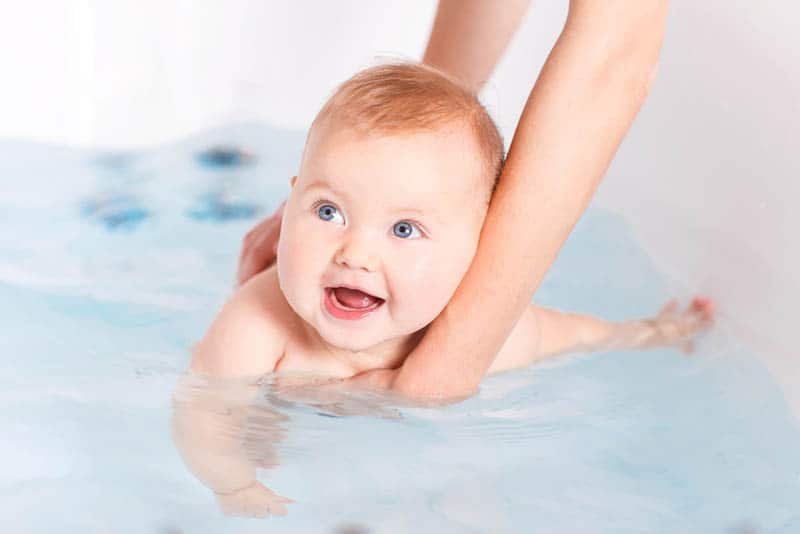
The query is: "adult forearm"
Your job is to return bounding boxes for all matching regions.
[422,0,530,91]
[394,1,669,400]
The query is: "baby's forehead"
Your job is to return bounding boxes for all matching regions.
[306,119,491,193]
[298,132,488,220]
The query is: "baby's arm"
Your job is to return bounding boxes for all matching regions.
[172,268,293,516]
[490,297,714,373]
[171,378,292,517]
[537,297,714,356]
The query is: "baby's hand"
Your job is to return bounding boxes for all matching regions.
[645,296,715,353]
[215,481,294,518]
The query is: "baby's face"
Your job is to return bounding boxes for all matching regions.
[277,120,489,352]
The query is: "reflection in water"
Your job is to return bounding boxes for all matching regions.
[92,152,139,171]
[187,145,261,222]
[195,146,255,169]
[333,522,373,534]
[171,373,403,519]
[81,152,151,231]
[725,520,761,534]
[155,523,184,534]
[184,189,261,222]
[80,193,150,230]
[82,145,265,227]
[172,373,292,517]
[170,360,792,530]
[259,373,406,420]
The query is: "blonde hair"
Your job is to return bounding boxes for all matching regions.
[311,61,505,194]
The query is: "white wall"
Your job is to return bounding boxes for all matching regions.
[594,1,800,413]
[2,1,798,413]
[0,1,441,147]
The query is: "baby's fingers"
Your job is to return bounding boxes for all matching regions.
[658,299,679,318]
[246,499,289,518]
[268,503,289,516]
[678,313,711,338]
[690,296,715,321]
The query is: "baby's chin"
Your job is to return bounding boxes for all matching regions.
[312,316,429,358]
[315,326,394,353]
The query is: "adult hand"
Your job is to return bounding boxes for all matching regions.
[236,201,285,286]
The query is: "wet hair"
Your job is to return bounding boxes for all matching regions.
[310,61,505,195]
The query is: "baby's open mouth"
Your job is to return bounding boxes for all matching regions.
[329,287,384,309]
[324,287,385,320]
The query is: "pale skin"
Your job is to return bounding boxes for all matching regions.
[177,0,679,518]
[173,120,713,517]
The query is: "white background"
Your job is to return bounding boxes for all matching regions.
[1,1,798,415]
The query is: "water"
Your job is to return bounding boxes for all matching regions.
[1,124,799,533]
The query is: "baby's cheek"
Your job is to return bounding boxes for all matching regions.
[400,251,435,283]
[278,223,323,303]
[391,251,464,321]
[277,227,302,277]
[281,219,325,266]
[393,249,454,289]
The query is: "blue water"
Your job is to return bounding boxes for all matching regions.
[1,124,799,533]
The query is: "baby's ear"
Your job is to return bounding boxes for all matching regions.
[289,175,297,188]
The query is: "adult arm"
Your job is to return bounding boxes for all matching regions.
[422,0,531,91]
[374,0,670,400]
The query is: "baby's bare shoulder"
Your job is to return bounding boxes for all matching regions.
[190,266,294,378]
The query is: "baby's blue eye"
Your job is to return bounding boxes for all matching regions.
[393,221,422,239]
[317,203,344,225]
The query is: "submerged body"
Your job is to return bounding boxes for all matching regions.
[175,63,712,517]
[181,255,711,518]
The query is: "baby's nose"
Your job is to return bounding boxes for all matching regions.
[334,236,380,272]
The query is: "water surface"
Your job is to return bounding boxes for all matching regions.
[1,125,798,533]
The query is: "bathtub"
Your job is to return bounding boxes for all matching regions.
[1,1,798,532]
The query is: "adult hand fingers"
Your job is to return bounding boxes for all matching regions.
[237,235,276,286]
[237,221,272,286]
[236,202,285,286]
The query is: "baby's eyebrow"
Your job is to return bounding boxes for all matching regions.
[392,206,433,218]
[300,179,347,199]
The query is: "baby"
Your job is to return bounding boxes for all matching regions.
[175,62,713,516]
[192,61,712,382]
